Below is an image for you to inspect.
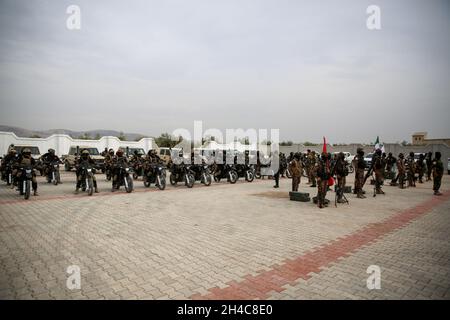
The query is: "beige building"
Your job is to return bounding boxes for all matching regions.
[412,132,450,146]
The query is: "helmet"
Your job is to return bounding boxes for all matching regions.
[409,151,414,157]
[48,148,55,154]
[116,149,124,156]
[357,148,364,156]
[375,149,382,155]
[81,150,90,158]
[22,148,31,157]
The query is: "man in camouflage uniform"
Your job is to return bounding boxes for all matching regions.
[406,151,416,187]
[416,153,426,184]
[333,152,349,203]
[308,150,317,187]
[111,149,129,191]
[396,153,406,189]
[288,153,302,192]
[369,149,385,194]
[431,152,444,196]
[353,148,366,199]
[41,148,62,183]
[1,148,17,181]
[14,148,38,196]
[315,152,331,208]
[385,152,396,180]
[75,149,99,194]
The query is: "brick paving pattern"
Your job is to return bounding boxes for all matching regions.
[0,171,449,299]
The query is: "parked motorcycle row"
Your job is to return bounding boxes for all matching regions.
[1,148,296,200]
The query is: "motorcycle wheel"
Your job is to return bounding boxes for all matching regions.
[87,177,94,196]
[214,175,220,182]
[228,171,238,184]
[125,176,133,193]
[133,173,139,180]
[246,171,254,182]
[186,174,194,188]
[170,173,177,186]
[157,175,166,190]
[144,177,151,188]
[203,173,212,186]
[255,171,261,179]
[7,173,12,186]
[24,180,31,200]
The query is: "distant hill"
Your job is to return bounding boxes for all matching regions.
[0,125,148,141]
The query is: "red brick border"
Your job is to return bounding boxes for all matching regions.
[191,190,450,300]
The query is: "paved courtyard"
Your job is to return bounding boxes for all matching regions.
[0,170,449,300]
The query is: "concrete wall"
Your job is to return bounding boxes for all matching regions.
[0,131,155,157]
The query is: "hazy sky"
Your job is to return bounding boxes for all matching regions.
[0,0,449,143]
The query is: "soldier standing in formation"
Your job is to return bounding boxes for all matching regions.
[406,152,416,187]
[333,152,349,203]
[396,153,406,189]
[315,152,331,208]
[369,149,385,195]
[288,153,302,192]
[432,152,444,196]
[308,150,317,188]
[353,148,366,199]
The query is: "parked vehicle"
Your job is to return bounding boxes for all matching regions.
[143,162,166,190]
[192,163,212,186]
[169,163,195,188]
[236,164,255,182]
[46,160,62,185]
[364,153,374,169]
[113,163,134,193]
[63,146,105,172]
[158,147,182,165]
[17,165,33,200]
[213,163,239,184]
[78,163,96,196]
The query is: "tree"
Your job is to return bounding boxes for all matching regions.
[95,133,101,140]
[155,133,183,148]
[280,141,293,146]
[303,141,318,146]
[118,132,126,141]
[31,134,41,138]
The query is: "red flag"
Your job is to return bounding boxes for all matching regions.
[322,136,327,154]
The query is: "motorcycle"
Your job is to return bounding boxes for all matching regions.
[46,160,62,185]
[79,163,95,196]
[213,163,238,184]
[3,161,14,186]
[169,163,195,188]
[143,162,166,190]
[113,163,134,193]
[192,163,212,186]
[236,164,255,182]
[131,159,144,180]
[17,166,33,200]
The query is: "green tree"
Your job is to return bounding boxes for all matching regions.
[118,132,126,141]
[280,141,293,146]
[31,134,41,138]
[155,133,183,148]
[303,141,317,146]
[95,133,101,140]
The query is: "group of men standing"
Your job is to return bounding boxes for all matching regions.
[282,148,445,209]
